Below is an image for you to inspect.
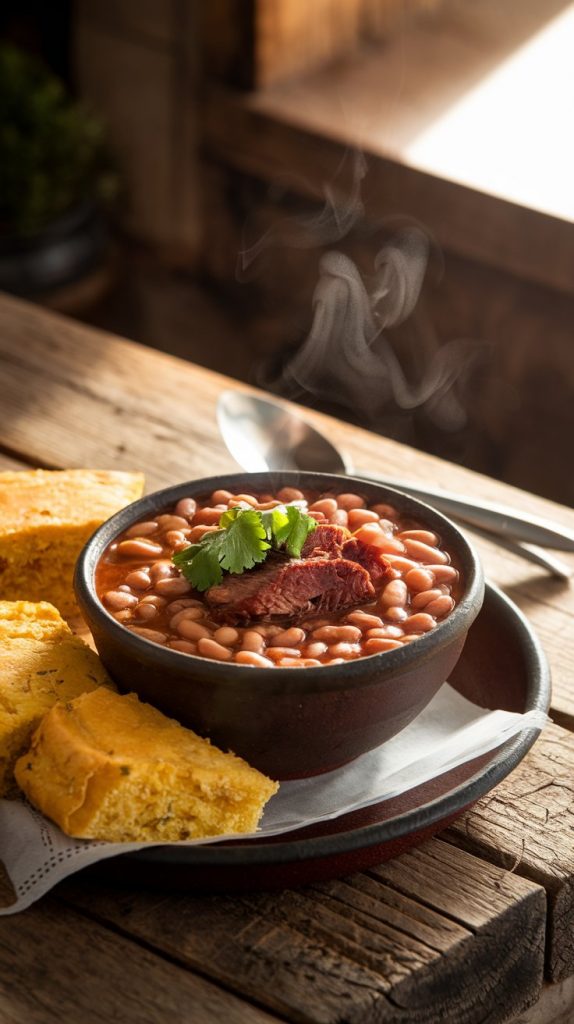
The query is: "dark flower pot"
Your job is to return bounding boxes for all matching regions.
[0,201,109,298]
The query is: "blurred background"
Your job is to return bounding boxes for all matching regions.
[1,0,573,504]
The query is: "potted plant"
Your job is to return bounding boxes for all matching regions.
[0,44,118,298]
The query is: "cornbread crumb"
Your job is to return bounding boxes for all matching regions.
[0,601,112,796]
[15,688,279,842]
[0,469,145,616]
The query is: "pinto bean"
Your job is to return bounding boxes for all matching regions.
[139,594,168,608]
[271,627,306,647]
[213,626,240,646]
[197,638,233,661]
[277,487,305,502]
[402,539,448,564]
[188,524,219,542]
[328,642,361,658]
[117,538,164,558]
[250,624,283,638]
[232,493,259,506]
[425,564,459,584]
[309,498,338,519]
[103,590,138,610]
[149,561,176,583]
[385,555,419,573]
[304,642,328,658]
[169,607,205,628]
[398,529,440,546]
[348,508,379,530]
[354,523,405,554]
[113,609,134,623]
[156,515,190,531]
[177,619,212,641]
[165,530,188,548]
[124,520,159,538]
[345,610,384,629]
[364,638,403,653]
[266,647,302,660]
[210,490,232,505]
[155,577,192,596]
[384,606,408,624]
[125,570,151,590]
[193,507,225,526]
[234,651,274,667]
[168,639,197,654]
[425,595,455,619]
[336,492,366,511]
[366,625,404,639]
[404,567,435,592]
[380,579,408,607]
[175,497,197,519]
[404,613,436,633]
[369,503,398,519]
[411,588,444,609]
[241,630,266,653]
[311,625,362,643]
[135,603,159,621]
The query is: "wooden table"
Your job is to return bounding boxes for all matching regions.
[1,291,574,1024]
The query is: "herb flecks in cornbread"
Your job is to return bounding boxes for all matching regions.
[0,600,112,796]
[0,469,145,616]
[15,688,279,842]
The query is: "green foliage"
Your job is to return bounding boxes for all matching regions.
[0,45,117,237]
[172,506,317,591]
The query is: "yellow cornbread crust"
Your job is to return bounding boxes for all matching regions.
[15,688,279,842]
[0,469,145,616]
[0,601,112,797]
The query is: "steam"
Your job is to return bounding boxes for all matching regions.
[278,228,481,430]
[242,152,483,433]
[238,152,367,273]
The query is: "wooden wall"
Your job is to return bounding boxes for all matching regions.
[74,0,200,261]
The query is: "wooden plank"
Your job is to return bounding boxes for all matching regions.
[446,722,574,982]
[75,23,175,246]
[76,0,176,47]
[204,88,574,296]
[0,291,573,719]
[0,898,280,1024]
[61,839,545,1024]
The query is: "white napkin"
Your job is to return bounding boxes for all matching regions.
[0,683,547,914]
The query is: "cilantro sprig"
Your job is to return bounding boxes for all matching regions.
[172,505,317,591]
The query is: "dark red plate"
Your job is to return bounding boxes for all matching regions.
[90,582,549,891]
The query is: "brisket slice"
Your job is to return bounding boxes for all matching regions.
[206,553,374,625]
[301,524,349,559]
[303,525,391,583]
[341,537,391,583]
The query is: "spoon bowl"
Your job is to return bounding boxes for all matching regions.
[216,391,346,474]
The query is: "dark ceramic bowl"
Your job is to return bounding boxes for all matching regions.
[74,472,485,780]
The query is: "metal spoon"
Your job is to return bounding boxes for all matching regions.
[217,390,573,578]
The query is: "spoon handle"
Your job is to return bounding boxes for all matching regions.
[461,524,571,580]
[354,470,574,552]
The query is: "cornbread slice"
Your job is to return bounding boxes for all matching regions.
[0,600,112,797]
[0,469,145,616]
[15,688,279,842]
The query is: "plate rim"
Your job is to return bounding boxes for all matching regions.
[123,581,550,869]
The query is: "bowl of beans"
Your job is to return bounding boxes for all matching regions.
[75,472,485,778]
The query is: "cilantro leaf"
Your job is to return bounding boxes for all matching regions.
[281,504,317,557]
[171,503,317,591]
[219,509,270,574]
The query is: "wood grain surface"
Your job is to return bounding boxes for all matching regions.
[1,291,573,1023]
